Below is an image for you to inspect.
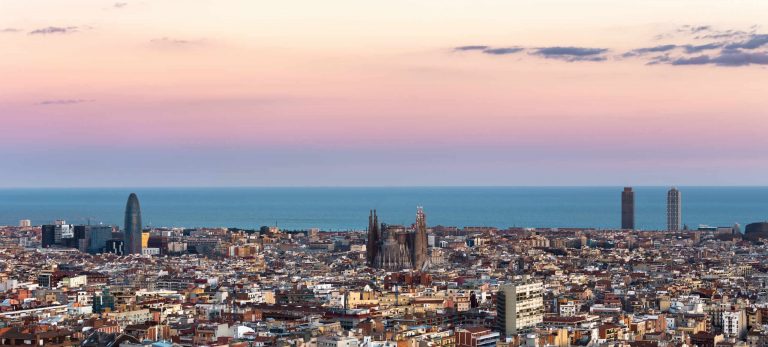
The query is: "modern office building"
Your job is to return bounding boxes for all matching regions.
[621,187,635,230]
[87,225,114,254]
[667,187,681,231]
[106,239,125,256]
[123,193,143,255]
[92,287,116,313]
[41,226,56,248]
[41,221,74,248]
[496,279,544,337]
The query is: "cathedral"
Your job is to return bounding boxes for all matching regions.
[366,207,429,271]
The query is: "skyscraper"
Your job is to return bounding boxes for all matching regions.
[123,193,143,255]
[87,225,114,254]
[621,187,634,230]
[667,187,681,231]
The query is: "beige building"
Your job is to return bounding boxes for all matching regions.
[496,280,544,336]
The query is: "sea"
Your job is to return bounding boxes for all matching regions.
[0,187,766,231]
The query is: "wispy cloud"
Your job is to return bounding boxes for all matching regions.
[454,45,489,51]
[680,25,712,34]
[1,28,21,33]
[622,44,677,57]
[150,37,204,47]
[37,99,94,106]
[28,26,79,35]
[532,47,609,62]
[482,47,525,55]
[453,45,524,55]
[453,25,766,68]
[724,34,768,50]
[670,50,768,67]
[114,2,128,8]
[682,43,722,53]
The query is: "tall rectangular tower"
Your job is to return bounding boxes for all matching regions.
[621,187,635,230]
[667,187,681,231]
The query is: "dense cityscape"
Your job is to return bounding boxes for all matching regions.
[1,188,768,347]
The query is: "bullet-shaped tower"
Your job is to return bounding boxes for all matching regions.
[123,193,143,255]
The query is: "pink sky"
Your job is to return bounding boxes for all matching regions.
[1,0,768,186]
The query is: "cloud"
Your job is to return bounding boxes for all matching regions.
[450,25,766,67]
[114,2,128,8]
[622,44,677,57]
[682,43,722,53]
[1,28,20,33]
[696,30,750,40]
[670,55,711,65]
[37,99,93,105]
[454,45,525,55]
[712,50,768,66]
[669,50,768,67]
[724,34,768,50]
[454,45,489,51]
[482,47,525,55]
[28,26,78,35]
[646,54,672,65]
[680,25,712,34]
[150,37,203,47]
[532,46,609,61]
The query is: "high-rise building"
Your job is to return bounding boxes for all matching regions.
[106,239,125,256]
[123,193,143,255]
[496,280,544,337]
[69,225,90,252]
[621,187,635,230]
[41,225,56,248]
[667,187,681,231]
[19,220,31,228]
[142,232,150,248]
[41,221,74,247]
[87,225,113,254]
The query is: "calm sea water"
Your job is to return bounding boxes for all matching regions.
[0,187,766,230]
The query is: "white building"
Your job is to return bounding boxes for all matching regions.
[559,301,577,317]
[722,309,746,339]
[496,280,544,336]
[60,275,87,288]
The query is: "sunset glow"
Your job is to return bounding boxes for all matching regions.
[2,0,767,186]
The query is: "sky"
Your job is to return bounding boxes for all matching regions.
[1,0,767,187]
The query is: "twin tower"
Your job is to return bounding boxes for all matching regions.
[366,207,429,271]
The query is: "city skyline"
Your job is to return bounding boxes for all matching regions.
[3,2,768,347]
[2,1,768,187]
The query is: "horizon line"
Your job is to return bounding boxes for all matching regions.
[2,185,768,189]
